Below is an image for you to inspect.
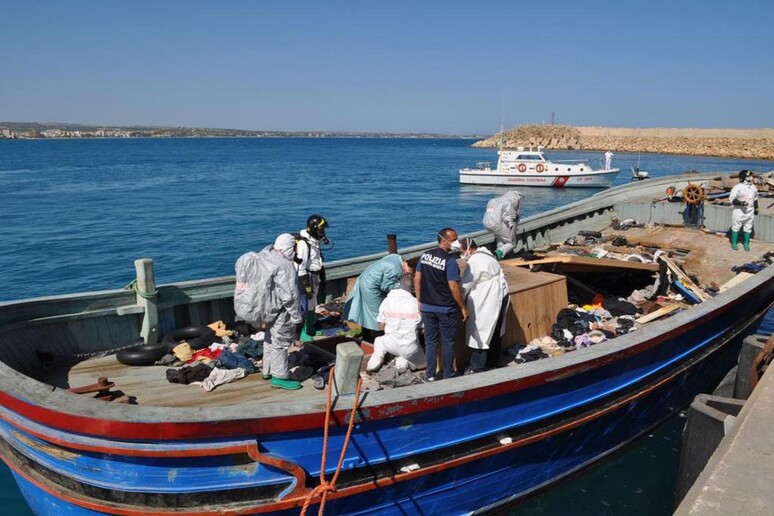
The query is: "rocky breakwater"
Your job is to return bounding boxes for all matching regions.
[472,125,774,160]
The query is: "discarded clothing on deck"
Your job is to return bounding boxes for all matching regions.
[172,343,194,362]
[201,367,247,392]
[602,296,638,317]
[370,364,423,389]
[509,344,550,364]
[207,320,234,337]
[235,337,264,359]
[186,345,224,365]
[216,349,256,373]
[155,353,185,367]
[732,263,765,274]
[166,363,213,384]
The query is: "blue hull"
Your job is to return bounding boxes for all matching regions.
[0,305,756,515]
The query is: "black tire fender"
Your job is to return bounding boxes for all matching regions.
[116,343,167,366]
[162,325,216,351]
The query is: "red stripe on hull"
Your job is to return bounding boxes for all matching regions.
[0,288,755,442]
[0,328,733,515]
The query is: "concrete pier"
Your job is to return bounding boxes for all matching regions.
[674,341,774,515]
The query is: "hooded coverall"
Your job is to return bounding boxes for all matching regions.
[483,190,523,258]
[234,237,302,380]
[367,288,425,372]
[345,254,403,332]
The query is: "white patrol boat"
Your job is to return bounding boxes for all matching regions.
[460,147,620,188]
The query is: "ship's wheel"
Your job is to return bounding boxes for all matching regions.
[682,184,704,205]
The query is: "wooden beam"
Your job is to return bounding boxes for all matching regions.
[657,255,709,302]
[719,272,754,292]
[635,304,682,324]
[506,255,659,272]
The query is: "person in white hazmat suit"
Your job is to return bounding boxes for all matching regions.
[459,238,510,373]
[234,233,303,390]
[344,254,416,342]
[297,214,330,341]
[729,170,759,251]
[366,274,426,373]
[483,190,523,260]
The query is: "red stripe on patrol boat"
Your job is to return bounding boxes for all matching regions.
[552,176,570,187]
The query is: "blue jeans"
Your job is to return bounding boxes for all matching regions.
[422,309,458,379]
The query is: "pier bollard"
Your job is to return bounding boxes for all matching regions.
[734,334,768,399]
[675,394,744,505]
[334,342,364,396]
[134,258,159,344]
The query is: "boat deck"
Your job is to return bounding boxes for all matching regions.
[42,344,367,408]
[39,226,774,409]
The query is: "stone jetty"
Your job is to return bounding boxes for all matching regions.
[473,125,774,160]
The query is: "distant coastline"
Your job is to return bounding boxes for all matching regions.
[473,125,774,160]
[0,122,481,140]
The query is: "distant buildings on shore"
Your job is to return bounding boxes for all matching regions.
[0,124,477,140]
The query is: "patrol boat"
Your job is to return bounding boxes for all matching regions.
[460,147,620,187]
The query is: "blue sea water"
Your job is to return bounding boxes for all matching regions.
[0,138,772,514]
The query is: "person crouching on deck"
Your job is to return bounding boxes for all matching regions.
[344,254,418,343]
[366,273,426,373]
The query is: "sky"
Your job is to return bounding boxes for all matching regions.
[1,1,772,134]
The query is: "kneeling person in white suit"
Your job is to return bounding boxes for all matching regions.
[367,274,426,373]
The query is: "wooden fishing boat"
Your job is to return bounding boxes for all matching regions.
[0,172,772,515]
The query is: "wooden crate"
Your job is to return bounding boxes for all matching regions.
[500,264,568,348]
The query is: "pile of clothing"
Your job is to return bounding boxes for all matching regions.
[160,321,264,392]
[312,300,363,339]
[510,301,639,365]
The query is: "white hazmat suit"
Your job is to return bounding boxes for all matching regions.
[461,247,509,351]
[366,288,426,372]
[234,233,302,380]
[483,190,523,259]
[297,229,324,306]
[730,181,758,233]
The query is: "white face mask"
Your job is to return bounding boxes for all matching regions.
[450,239,461,252]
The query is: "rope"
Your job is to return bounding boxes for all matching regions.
[300,367,363,516]
[124,279,158,299]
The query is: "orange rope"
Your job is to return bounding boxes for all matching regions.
[300,366,363,516]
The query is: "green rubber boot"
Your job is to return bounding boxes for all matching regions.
[270,377,302,390]
[300,311,316,342]
[495,249,504,261]
[730,231,739,250]
[743,232,751,252]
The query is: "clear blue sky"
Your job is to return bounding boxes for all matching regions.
[1,1,772,134]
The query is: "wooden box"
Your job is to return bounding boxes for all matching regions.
[500,263,568,349]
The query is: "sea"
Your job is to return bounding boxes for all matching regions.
[0,137,772,515]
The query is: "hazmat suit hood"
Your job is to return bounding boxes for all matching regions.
[273,233,296,261]
[504,190,523,207]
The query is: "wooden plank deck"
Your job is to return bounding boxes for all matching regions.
[49,353,334,408]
